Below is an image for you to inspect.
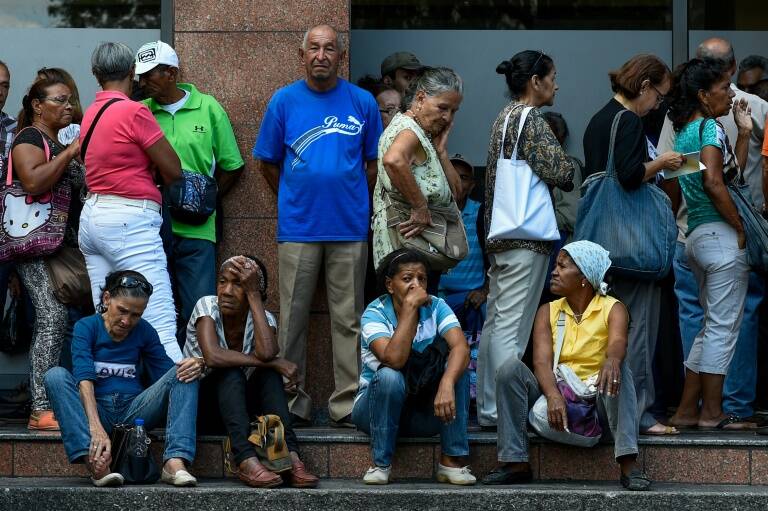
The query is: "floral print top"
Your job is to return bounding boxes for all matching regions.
[484,101,574,255]
[372,112,452,268]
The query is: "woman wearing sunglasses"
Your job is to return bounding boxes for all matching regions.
[44,270,202,487]
[10,74,86,431]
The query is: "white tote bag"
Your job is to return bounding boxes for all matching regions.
[487,106,560,241]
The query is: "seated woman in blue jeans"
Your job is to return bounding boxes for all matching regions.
[353,249,475,485]
[44,270,202,487]
[482,241,649,491]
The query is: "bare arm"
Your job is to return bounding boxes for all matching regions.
[78,380,110,461]
[700,145,744,245]
[196,316,263,368]
[382,130,429,209]
[433,326,470,423]
[12,141,79,195]
[216,166,244,197]
[531,304,568,432]
[246,292,279,362]
[144,137,182,185]
[258,160,280,196]
[366,159,377,192]
[596,302,629,397]
[763,156,768,212]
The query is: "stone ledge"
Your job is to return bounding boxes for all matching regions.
[1,479,768,511]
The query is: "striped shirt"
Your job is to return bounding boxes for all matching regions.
[0,112,17,159]
[183,295,277,379]
[439,198,485,293]
[358,294,460,399]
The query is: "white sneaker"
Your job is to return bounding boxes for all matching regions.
[436,464,476,485]
[363,466,391,484]
[161,468,198,487]
[91,472,124,487]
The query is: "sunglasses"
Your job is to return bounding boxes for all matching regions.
[110,276,153,296]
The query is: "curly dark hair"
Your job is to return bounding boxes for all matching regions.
[375,249,431,295]
[667,58,729,132]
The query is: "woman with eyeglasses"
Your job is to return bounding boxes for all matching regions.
[582,54,683,436]
[44,270,202,487]
[477,50,574,428]
[10,74,86,430]
[36,67,83,146]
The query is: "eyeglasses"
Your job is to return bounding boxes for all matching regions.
[44,95,74,106]
[110,276,153,296]
[650,84,666,105]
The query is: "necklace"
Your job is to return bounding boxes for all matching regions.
[573,311,584,323]
[405,110,433,142]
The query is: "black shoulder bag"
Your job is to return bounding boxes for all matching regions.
[110,423,161,484]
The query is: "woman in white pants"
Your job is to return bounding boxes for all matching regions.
[477,50,574,426]
[78,42,182,361]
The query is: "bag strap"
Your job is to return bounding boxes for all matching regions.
[510,106,533,160]
[498,104,527,160]
[6,126,51,187]
[552,310,567,371]
[80,98,124,162]
[605,110,627,179]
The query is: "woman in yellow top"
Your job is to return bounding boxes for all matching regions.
[482,240,654,491]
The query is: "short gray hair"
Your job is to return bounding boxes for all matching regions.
[301,25,346,53]
[91,42,134,84]
[402,66,463,110]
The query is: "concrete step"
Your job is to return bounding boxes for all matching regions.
[1,479,768,511]
[1,425,766,485]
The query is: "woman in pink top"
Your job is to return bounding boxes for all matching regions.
[78,42,183,362]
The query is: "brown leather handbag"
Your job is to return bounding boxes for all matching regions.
[45,246,92,306]
[224,414,292,474]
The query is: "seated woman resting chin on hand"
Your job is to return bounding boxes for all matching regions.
[185,255,318,489]
[483,241,656,491]
[44,270,201,488]
[352,249,475,486]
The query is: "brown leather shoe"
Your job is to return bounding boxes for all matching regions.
[285,457,319,488]
[237,457,282,488]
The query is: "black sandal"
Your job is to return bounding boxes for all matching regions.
[700,415,756,431]
[620,469,651,491]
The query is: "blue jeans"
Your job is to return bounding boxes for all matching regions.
[673,241,763,416]
[44,366,199,464]
[171,236,216,346]
[351,367,470,468]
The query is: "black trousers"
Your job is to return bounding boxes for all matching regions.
[198,367,300,465]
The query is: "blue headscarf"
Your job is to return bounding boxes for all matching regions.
[562,240,612,295]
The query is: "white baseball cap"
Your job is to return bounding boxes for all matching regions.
[135,41,179,76]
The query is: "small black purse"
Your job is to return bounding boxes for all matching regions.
[398,336,449,404]
[110,423,161,484]
[164,171,218,225]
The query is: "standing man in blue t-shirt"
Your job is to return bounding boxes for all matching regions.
[253,24,383,427]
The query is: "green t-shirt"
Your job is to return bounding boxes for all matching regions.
[144,83,244,242]
[675,118,730,235]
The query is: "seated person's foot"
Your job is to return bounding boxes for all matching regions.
[290,413,312,428]
[330,414,355,428]
[284,451,319,488]
[620,468,651,491]
[363,465,391,485]
[436,454,476,485]
[28,410,59,431]
[86,453,123,487]
[161,458,197,487]
[238,456,282,488]
[668,413,699,430]
[641,422,679,436]
[481,463,533,485]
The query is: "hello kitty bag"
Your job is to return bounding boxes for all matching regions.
[0,127,69,262]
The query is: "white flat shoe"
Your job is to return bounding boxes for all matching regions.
[161,468,197,487]
[363,466,391,485]
[91,472,124,487]
[436,464,476,485]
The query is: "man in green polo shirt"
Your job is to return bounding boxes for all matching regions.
[135,41,244,343]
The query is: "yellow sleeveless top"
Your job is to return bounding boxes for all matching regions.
[549,295,622,380]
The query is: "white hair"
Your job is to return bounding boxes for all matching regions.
[301,25,346,53]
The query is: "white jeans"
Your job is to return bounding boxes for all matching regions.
[78,195,181,362]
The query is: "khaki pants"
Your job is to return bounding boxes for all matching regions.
[476,248,549,426]
[278,242,366,421]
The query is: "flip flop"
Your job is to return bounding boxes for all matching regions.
[640,425,680,436]
[699,415,757,431]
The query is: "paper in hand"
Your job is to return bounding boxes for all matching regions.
[663,151,706,180]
